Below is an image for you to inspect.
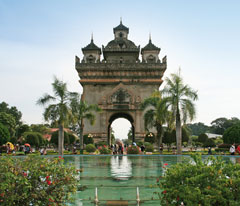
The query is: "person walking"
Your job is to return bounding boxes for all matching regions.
[230,144,235,155]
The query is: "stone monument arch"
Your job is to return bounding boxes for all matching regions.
[75,20,167,144]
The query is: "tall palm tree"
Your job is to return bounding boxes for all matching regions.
[162,70,198,154]
[69,93,101,151]
[141,91,167,148]
[37,77,72,155]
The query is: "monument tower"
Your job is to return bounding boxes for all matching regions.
[75,20,167,144]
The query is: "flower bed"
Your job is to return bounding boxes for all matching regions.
[0,156,79,205]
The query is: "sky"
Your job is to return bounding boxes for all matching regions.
[0,0,240,139]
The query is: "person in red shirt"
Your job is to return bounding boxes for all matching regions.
[236,145,240,155]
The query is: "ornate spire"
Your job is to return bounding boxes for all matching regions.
[120,17,122,24]
[91,32,93,43]
[149,32,152,43]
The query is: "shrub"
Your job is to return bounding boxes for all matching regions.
[95,141,107,147]
[203,138,216,148]
[197,133,208,143]
[158,154,240,205]
[218,143,231,149]
[24,132,40,147]
[145,144,154,152]
[0,156,79,205]
[98,146,111,154]
[51,131,69,146]
[223,124,240,144]
[0,123,10,146]
[85,144,96,153]
[83,134,94,145]
[145,133,155,143]
[136,141,144,147]
[127,146,140,154]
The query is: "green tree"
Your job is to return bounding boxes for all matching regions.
[0,123,10,145]
[37,77,73,155]
[203,138,216,148]
[83,134,94,145]
[69,93,101,150]
[162,130,175,151]
[187,122,209,136]
[0,101,22,127]
[141,91,168,148]
[24,132,40,147]
[223,123,240,144]
[0,112,16,137]
[50,131,70,146]
[211,117,240,135]
[17,124,30,139]
[197,133,208,144]
[162,70,198,154]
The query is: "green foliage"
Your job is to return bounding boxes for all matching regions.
[145,144,154,152]
[197,133,208,143]
[162,131,175,146]
[51,131,70,146]
[145,133,155,143]
[30,124,49,134]
[68,133,76,145]
[24,132,40,147]
[223,124,240,144]
[10,136,17,144]
[0,101,22,126]
[136,141,144,147]
[211,117,240,135]
[98,146,111,154]
[159,154,240,205]
[186,122,209,136]
[203,138,216,148]
[0,123,10,146]
[85,144,96,153]
[127,146,140,154]
[0,156,78,205]
[95,141,108,147]
[0,112,16,137]
[83,134,94,145]
[17,124,30,138]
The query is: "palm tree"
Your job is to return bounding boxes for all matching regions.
[162,70,198,154]
[141,91,167,149]
[69,93,101,151]
[37,77,72,155]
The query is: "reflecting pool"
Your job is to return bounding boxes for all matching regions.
[63,155,240,206]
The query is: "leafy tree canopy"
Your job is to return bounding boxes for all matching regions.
[197,133,208,143]
[223,123,240,144]
[187,122,209,136]
[0,101,22,126]
[0,123,10,146]
[210,117,240,135]
[0,112,16,136]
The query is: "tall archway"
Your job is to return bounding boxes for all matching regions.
[108,113,135,145]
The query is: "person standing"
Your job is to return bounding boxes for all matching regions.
[236,144,240,155]
[230,144,235,155]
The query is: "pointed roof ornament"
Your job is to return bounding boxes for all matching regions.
[91,32,93,43]
[149,32,152,43]
[141,34,160,54]
[82,33,101,53]
[113,19,129,34]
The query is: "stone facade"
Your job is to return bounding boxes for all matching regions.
[75,21,167,144]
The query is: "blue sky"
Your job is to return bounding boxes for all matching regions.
[0,0,240,139]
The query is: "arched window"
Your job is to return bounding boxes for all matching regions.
[147,55,156,63]
[86,55,96,63]
[119,32,123,38]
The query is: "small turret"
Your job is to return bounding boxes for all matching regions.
[113,18,129,39]
[141,34,160,63]
[82,34,101,63]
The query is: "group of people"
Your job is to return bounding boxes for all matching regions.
[111,144,124,154]
[230,144,240,155]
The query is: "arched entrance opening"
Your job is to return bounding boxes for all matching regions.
[108,113,135,145]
